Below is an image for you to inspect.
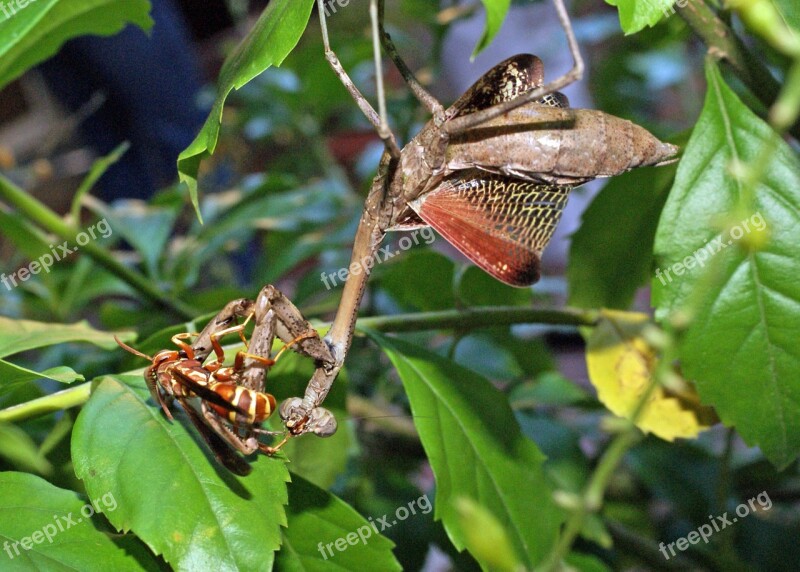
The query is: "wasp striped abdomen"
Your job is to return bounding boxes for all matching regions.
[208,383,277,427]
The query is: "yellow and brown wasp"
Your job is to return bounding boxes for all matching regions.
[117,288,337,474]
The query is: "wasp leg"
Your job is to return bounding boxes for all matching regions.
[200,401,260,456]
[181,399,251,476]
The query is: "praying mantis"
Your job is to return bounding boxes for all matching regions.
[275,0,678,440]
[124,0,679,458]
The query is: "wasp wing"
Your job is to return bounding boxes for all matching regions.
[179,397,252,476]
[410,170,571,286]
[171,366,249,416]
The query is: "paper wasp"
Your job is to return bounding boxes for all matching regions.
[117,287,337,475]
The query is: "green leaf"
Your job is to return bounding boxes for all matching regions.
[277,473,401,571]
[0,472,160,571]
[457,266,533,307]
[653,61,800,468]
[0,0,153,91]
[71,142,130,223]
[509,372,590,408]
[90,201,178,278]
[605,0,675,34]
[367,332,563,568]
[0,423,52,474]
[72,376,291,570]
[378,250,455,312]
[566,551,613,572]
[567,166,675,310]
[774,0,800,32]
[177,0,316,220]
[59,258,135,316]
[0,360,82,396]
[474,0,511,57]
[0,210,52,260]
[0,316,132,358]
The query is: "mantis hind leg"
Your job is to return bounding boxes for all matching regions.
[315,0,401,158]
[443,0,584,136]
[376,0,444,122]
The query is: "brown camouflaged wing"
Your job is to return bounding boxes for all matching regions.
[447,54,569,118]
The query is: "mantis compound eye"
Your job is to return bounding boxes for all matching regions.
[306,407,337,438]
[278,397,304,423]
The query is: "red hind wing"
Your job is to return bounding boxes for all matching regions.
[411,170,571,286]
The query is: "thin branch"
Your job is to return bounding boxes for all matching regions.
[357,306,598,332]
[0,305,598,423]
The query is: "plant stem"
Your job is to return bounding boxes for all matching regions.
[358,306,598,332]
[0,305,597,423]
[538,423,644,571]
[0,383,91,423]
[0,174,195,319]
[538,319,674,570]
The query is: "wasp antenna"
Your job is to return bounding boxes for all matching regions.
[114,336,152,361]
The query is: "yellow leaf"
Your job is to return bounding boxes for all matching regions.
[453,497,522,572]
[586,310,715,441]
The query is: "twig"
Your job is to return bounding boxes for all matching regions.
[0,305,598,423]
[357,306,598,332]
